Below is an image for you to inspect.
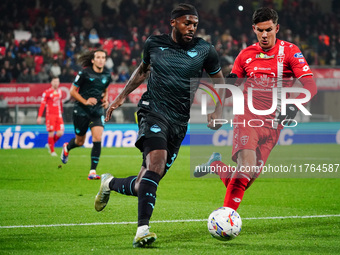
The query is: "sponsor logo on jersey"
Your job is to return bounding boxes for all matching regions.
[89,78,95,81]
[187,49,198,58]
[302,65,310,72]
[255,53,275,59]
[299,59,306,64]
[101,77,107,84]
[246,58,252,64]
[159,47,169,51]
[294,52,304,58]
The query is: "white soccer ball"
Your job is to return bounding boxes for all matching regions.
[207,207,242,241]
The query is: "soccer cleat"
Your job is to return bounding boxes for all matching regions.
[94,173,113,211]
[45,143,51,154]
[88,174,101,180]
[50,151,58,157]
[133,226,157,248]
[60,143,69,164]
[193,152,222,178]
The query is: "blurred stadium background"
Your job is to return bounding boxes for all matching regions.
[0,0,340,148]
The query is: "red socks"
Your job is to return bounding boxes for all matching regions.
[223,176,249,210]
[54,134,61,143]
[209,160,252,210]
[48,136,55,152]
[210,161,234,187]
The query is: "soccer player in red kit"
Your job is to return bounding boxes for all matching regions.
[37,76,64,156]
[195,7,317,211]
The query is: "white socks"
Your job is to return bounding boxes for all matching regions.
[89,170,97,175]
[136,225,149,237]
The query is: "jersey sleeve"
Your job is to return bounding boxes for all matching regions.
[288,45,313,79]
[38,91,47,117]
[72,70,85,87]
[203,44,221,75]
[142,36,152,65]
[231,51,246,78]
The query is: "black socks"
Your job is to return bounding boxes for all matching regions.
[109,176,138,196]
[67,138,80,151]
[137,171,161,226]
[91,141,101,170]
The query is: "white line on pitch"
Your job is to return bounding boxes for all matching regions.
[1,214,340,229]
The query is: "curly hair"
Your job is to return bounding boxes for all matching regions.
[78,49,107,67]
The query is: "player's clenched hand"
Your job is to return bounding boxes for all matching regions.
[105,96,126,122]
[85,97,97,106]
[207,111,223,130]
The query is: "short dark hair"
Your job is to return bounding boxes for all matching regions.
[252,7,278,25]
[78,49,107,67]
[171,3,198,19]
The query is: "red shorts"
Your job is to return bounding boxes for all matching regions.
[46,115,64,132]
[232,115,280,174]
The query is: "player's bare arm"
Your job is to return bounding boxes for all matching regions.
[70,84,97,106]
[101,88,109,109]
[207,72,242,130]
[206,70,226,130]
[105,62,150,121]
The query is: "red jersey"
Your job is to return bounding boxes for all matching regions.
[231,39,313,128]
[38,88,63,117]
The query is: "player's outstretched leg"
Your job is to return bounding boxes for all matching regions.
[60,138,80,164]
[88,141,102,180]
[94,173,114,211]
[45,143,57,156]
[95,174,138,211]
[133,170,160,248]
[223,174,250,210]
[194,152,221,177]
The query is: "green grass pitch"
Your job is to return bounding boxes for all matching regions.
[0,144,339,254]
